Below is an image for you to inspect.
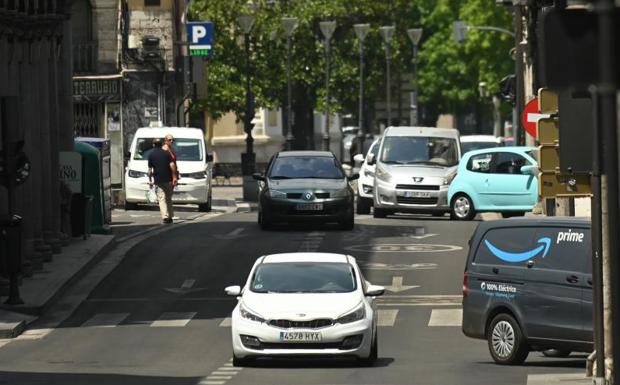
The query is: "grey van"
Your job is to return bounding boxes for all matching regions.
[462,217,593,364]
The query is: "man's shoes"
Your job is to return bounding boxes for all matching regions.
[163,218,173,224]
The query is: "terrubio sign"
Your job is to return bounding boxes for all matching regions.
[72,77,121,102]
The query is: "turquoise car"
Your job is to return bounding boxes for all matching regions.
[448,147,538,220]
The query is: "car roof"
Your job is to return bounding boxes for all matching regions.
[460,135,503,143]
[475,217,591,233]
[383,126,460,138]
[463,146,535,157]
[277,151,334,158]
[261,253,353,264]
[134,127,205,139]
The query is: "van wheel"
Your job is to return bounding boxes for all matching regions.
[373,207,388,218]
[542,349,571,358]
[451,194,475,221]
[356,197,371,214]
[487,313,529,365]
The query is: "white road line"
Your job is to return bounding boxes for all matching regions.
[82,313,130,328]
[480,212,501,221]
[0,340,11,348]
[428,309,463,327]
[526,373,590,385]
[150,312,197,327]
[219,317,232,327]
[210,371,236,376]
[216,367,241,371]
[377,309,398,327]
[206,376,232,380]
[15,328,54,340]
[200,381,226,385]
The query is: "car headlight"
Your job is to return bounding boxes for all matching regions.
[375,166,392,182]
[267,189,287,199]
[331,188,351,198]
[443,171,457,185]
[239,303,266,323]
[128,169,148,178]
[185,171,207,179]
[336,303,366,324]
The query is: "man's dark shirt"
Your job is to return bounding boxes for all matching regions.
[148,147,174,185]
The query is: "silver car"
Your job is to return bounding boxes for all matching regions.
[368,126,461,218]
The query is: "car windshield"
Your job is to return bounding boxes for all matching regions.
[461,141,499,154]
[269,156,345,179]
[380,136,459,166]
[250,262,357,293]
[134,138,203,161]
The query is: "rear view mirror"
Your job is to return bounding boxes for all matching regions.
[520,165,538,176]
[366,284,385,297]
[225,285,241,296]
[366,153,376,166]
[206,154,214,162]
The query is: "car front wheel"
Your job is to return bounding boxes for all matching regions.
[232,354,251,367]
[451,194,476,221]
[487,313,529,365]
[358,331,378,366]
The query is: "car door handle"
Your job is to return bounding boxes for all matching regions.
[566,275,579,284]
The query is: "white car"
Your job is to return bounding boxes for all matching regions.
[225,252,384,366]
[353,138,381,214]
[460,135,504,154]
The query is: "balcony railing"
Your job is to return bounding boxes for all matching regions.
[73,41,98,74]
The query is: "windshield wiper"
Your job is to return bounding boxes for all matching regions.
[404,161,446,166]
[382,160,406,164]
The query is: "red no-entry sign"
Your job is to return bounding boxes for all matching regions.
[522,98,551,138]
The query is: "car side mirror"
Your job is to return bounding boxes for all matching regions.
[520,165,538,176]
[353,154,365,164]
[366,284,385,297]
[366,153,376,166]
[206,154,214,162]
[348,173,360,181]
[225,285,241,296]
[252,173,265,181]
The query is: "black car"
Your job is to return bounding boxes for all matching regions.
[462,217,593,365]
[253,151,358,230]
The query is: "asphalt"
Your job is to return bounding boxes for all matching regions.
[0,184,244,339]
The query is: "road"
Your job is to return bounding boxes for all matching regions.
[0,211,586,385]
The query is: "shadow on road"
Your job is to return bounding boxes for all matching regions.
[243,356,395,369]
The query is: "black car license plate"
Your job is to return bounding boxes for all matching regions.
[296,203,323,211]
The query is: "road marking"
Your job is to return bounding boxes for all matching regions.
[216,367,241,371]
[379,295,462,307]
[201,359,243,385]
[213,228,245,240]
[481,213,501,221]
[219,317,232,327]
[205,376,232,380]
[384,276,420,293]
[358,262,438,271]
[164,279,207,294]
[150,312,197,327]
[345,244,462,253]
[377,309,398,327]
[428,309,463,326]
[15,328,53,340]
[200,381,226,385]
[0,340,11,348]
[82,313,130,328]
[408,233,437,239]
[526,373,590,385]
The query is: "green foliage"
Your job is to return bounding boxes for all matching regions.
[191,0,513,125]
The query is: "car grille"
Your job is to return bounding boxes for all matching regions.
[286,193,303,199]
[268,319,334,329]
[315,193,330,199]
[395,184,440,191]
[285,192,330,199]
[396,197,439,205]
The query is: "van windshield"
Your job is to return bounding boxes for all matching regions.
[380,136,459,166]
[134,138,204,161]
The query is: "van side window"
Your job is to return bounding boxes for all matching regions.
[532,227,591,273]
[474,227,536,266]
[467,153,493,173]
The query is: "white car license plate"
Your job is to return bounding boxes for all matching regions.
[295,203,323,211]
[279,331,322,342]
[404,191,431,198]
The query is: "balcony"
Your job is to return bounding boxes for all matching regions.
[73,41,98,74]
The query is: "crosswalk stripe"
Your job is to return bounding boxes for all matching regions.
[15,328,53,340]
[377,309,398,327]
[0,340,11,348]
[526,373,590,385]
[150,312,197,327]
[219,318,232,327]
[82,313,130,328]
[428,309,462,326]
[206,376,232,380]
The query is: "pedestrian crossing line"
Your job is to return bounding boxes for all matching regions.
[428,309,463,327]
[150,312,197,327]
[219,317,232,327]
[0,340,12,349]
[215,367,241,371]
[200,381,226,385]
[210,372,235,376]
[377,309,399,327]
[378,295,462,307]
[82,313,130,328]
[199,359,243,385]
[15,328,53,340]
[205,376,232,380]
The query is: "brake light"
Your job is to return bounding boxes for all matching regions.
[462,272,468,299]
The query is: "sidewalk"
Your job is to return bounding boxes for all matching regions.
[0,185,243,338]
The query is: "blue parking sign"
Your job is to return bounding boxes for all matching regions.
[187,22,214,57]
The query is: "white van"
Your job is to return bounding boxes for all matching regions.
[367,126,461,218]
[124,127,214,211]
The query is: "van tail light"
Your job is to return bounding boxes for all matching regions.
[462,272,468,300]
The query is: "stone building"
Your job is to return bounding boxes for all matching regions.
[0,0,75,273]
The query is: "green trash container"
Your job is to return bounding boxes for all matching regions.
[74,141,111,234]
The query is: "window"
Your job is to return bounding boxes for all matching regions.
[532,227,591,273]
[250,263,357,293]
[493,152,530,175]
[474,227,537,266]
[379,136,459,166]
[134,138,203,161]
[467,153,493,173]
[144,0,160,6]
[268,156,344,179]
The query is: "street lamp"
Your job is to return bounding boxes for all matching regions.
[281,16,298,150]
[353,23,370,156]
[237,13,256,201]
[407,28,423,126]
[379,26,395,127]
[319,20,336,152]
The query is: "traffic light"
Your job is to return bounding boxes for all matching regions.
[536,89,590,198]
[0,141,31,188]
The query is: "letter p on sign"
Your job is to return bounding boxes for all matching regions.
[191,25,207,44]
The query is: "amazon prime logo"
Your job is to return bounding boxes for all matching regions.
[413,177,424,183]
[303,192,314,201]
[484,237,552,263]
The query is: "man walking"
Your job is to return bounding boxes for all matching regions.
[148,138,178,224]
